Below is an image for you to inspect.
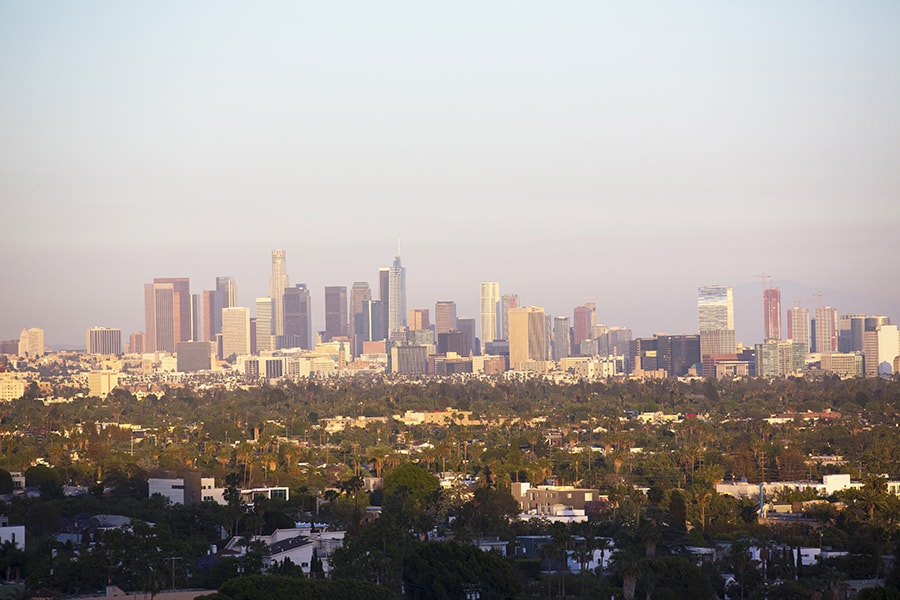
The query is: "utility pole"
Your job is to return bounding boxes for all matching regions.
[165,556,182,591]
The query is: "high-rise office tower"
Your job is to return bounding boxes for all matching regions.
[17,328,45,357]
[283,284,312,350]
[435,301,457,335]
[255,297,275,353]
[144,281,175,353]
[480,282,500,345]
[202,290,216,342]
[145,278,191,352]
[222,307,251,359]
[211,276,237,339]
[349,282,372,355]
[573,304,595,350]
[324,286,349,341]
[269,250,289,338]
[378,267,390,337]
[815,306,839,354]
[128,331,145,355]
[787,306,810,354]
[552,316,571,361]
[190,293,201,342]
[387,255,406,335]
[499,294,518,341]
[862,317,893,376]
[763,287,781,342]
[456,317,477,356]
[408,308,430,331]
[508,306,547,370]
[86,327,122,355]
[698,285,735,365]
[356,299,386,348]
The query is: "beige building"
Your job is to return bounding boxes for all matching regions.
[221,306,251,359]
[0,374,26,401]
[819,352,864,378]
[17,327,44,357]
[509,306,546,371]
[89,371,120,398]
[480,282,500,345]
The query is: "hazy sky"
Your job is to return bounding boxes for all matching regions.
[2,2,899,347]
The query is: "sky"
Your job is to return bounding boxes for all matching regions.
[2,2,899,348]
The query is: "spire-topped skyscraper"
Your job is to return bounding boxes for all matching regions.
[269,249,289,338]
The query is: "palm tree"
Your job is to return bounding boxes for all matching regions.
[614,552,642,600]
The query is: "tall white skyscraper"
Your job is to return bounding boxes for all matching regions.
[255,297,275,353]
[222,307,251,359]
[387,255,406,335]
[269,249,289,338]
[787,306,810,354]
[480,282,500,345]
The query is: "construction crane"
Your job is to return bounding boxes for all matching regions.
[755,273,771,290]
[812,291,828,309]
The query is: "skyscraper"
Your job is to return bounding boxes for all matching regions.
[324,286,349,341]
[480,282,500,345]
[787,306,810,354]
[145,281,176,353]
[211,276,237,340]
[815,306,839,354]
[128,331,145,355]
[145,278,191,352]
[349,281,371,355]
[456,317,477,356]
[202,290,216,342]
[499,293,518,341]
[283,284,312,350]
[255,297,275,352]
[86,327,122,355]
[408,308,430,331]
[552,316,570,361]
[378,267,390,337]
[698,285,735,367]
[573,304,595,350]
[763,287,781,342]
[435,301,457,335]
[387,255,406,335]
[222,307,251,359]
[17,328,44,357]
[509,306,547,370]
[269,250,289,338]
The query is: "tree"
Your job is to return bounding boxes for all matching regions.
[24,465,63,498]
[382,462,440,511]
[0,470,12,495]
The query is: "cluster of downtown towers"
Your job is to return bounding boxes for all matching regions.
[138,249,888,376]
[141,249,606,368]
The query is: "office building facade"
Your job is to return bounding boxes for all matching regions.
[86,327,122,356]
[269,250,289,338]
[480,282,500,345]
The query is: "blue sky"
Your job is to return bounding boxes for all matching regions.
[2,2,899,346]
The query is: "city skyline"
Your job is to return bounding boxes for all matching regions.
[2,3,899,346]
[1,250,897,350]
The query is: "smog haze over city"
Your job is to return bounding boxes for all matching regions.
[2,2,899,346]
